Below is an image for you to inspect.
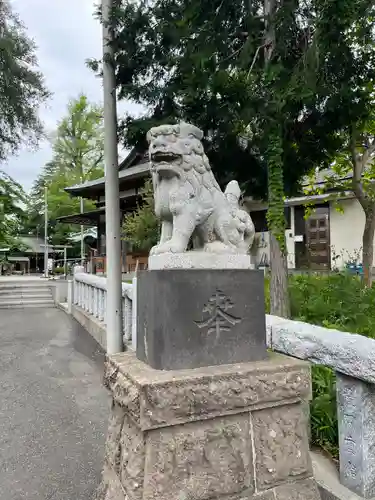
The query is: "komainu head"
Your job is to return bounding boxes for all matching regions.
[147,121,211,178]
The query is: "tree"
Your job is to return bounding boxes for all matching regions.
[303,1,375,286]
[256,0,290,317]
[123,179,160,251]
[53,94,104,182]
[91,0,375,315]
[0,1,49,160]
[351,125,375,286]
[0,170,27,247]
[24,95,104,245]
[306,119,375,286]
[89,0,337,198]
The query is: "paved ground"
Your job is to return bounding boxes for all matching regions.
[0,307,110,500]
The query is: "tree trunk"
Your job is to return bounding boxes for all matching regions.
[266,132,291,318]
[362,207,375,287]
[262,0,290,317]
[269,232,290,317]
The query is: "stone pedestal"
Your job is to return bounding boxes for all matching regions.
[137,269,267,370]
[95,352,321,500]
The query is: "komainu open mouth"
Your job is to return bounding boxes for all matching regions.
[151,152,181,163]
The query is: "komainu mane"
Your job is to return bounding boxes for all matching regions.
[147,122,255,255]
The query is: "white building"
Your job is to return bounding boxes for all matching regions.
[247,191,365,271]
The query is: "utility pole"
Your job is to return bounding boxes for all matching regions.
[102,0,123,353]
[44,186,49,278]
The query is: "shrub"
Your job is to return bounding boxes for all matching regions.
[123,179,160,251]
[289,272,375,337]
[265,272,375,460]
[53,266,65,274]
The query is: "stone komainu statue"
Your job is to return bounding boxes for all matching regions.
[147,122,255,255]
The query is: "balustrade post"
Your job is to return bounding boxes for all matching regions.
[67,280,73,315]
[97,289,101,320]
[97,288,101,318]
[123,295,132,342]
[98,290,104,321]
[104,291,107,324]
[89,286,93,312]
[122,295,126,338]
[131,276,137,350]
[74,280,78,305]
[93,287,98,317]
[336,372,375,498]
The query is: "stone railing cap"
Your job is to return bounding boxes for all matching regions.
[267,315,375,384]
[74,272,132,299]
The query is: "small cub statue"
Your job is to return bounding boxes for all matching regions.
[147,121,255,255]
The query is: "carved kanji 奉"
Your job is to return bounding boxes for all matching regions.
[195,290,242,340]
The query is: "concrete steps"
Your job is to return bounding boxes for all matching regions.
[0,280,55,308]
[0,298,55,308]
[0,288,52,296]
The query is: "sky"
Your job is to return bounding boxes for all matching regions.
[3,0,143,192]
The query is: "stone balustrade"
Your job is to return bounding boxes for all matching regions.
[67,272,375,498]
[267,315,375,499]
[72,272,134,345]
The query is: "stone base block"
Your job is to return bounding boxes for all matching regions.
[137,269,267,370]
[95,352,321,500]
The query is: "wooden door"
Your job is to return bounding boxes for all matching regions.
[306,207,330,270]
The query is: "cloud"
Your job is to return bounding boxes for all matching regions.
[2,0,143,192]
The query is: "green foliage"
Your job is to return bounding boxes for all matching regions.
[304,119,375,208]
[0,1,49,160]
[52,94,104,177]
[90,0,346,200]
[310,366,338,458]
[265,127,286,252]
[289,273,375,335]
[265,272,375,458]
[123,180,160,251]
[302,1,375,285]
[52,266,65,275]
[90,0,375,315]
[23,95,104,246]
[0,170,27,247]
